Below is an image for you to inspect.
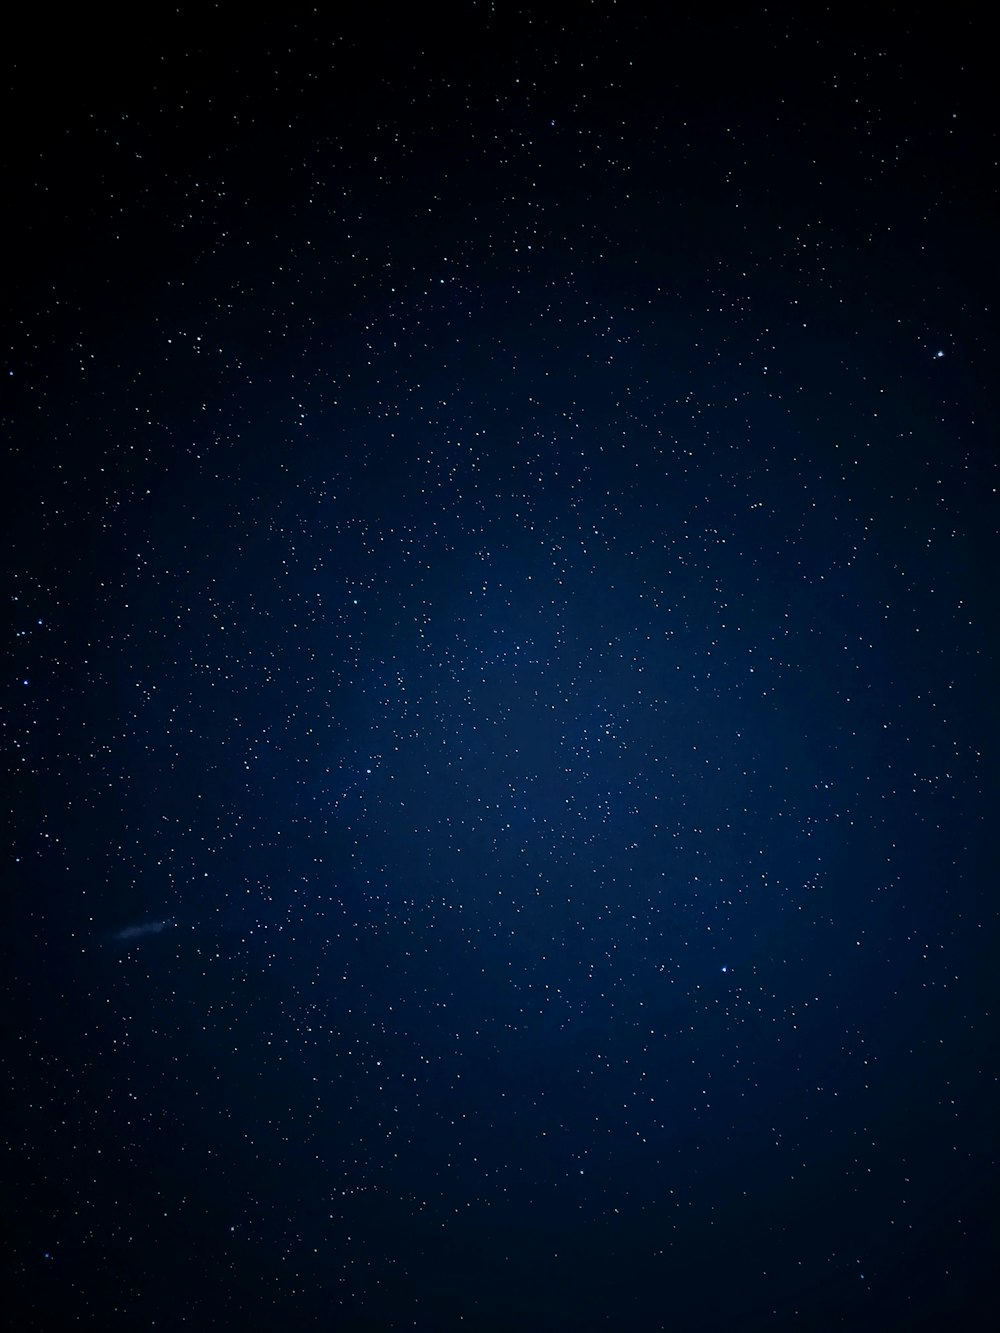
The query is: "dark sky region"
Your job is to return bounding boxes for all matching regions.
[3,5,997,1330]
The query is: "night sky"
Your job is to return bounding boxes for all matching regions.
[4,6,997,1330]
